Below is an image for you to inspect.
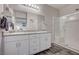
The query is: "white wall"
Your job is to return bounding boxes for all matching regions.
[58,5,79,45]
[0,30,2,54]
[39,5,60,44]
[0,5,3,54]
[39,5,60,43]
[60,4,79,16]
[0,4,3,15]
[58,5,79,52]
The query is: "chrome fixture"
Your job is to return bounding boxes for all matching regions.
[23,4,40,10]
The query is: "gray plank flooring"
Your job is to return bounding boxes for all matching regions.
[35,43,79,55]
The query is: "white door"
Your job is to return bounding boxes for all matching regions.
[4,41,17,55]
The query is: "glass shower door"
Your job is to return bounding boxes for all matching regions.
[61,13,79,51]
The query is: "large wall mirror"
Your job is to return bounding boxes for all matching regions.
[38,15,46,30]
[14,11,27,31]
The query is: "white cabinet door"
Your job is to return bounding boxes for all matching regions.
[4,35,29,55]
[4,41,17,55]
[46,33,51,48]
[40,33,51,51]
[29,34,40,54]
[18,35,29,55]
[18,39,29,55]
[4,33,51,55]
[4,39,29,55]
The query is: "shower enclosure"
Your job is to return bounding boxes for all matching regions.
[57,12,79,52]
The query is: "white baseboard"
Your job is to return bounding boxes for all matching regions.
[53,42,79,53]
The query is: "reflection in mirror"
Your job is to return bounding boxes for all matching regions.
[15,17,27,31]
[38,15,46,30]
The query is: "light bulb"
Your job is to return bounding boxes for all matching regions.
[33,5,37,8]
[23,4,40,10]
[31,4,34,8]
[61,16,67,19]
[28,4,32,7]
[69,16,76,21]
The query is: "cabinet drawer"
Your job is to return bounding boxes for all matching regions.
[4,35,28,42]
[29,34,39,39]
[30,38,39,43]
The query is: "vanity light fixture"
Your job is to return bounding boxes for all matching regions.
[23,4,40,10]
[69,16,76,21]
[61,16,67,19]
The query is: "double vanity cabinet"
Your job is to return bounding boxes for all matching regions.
[3,31,51,55]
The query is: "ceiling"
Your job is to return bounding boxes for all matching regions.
[48,4,69,10]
